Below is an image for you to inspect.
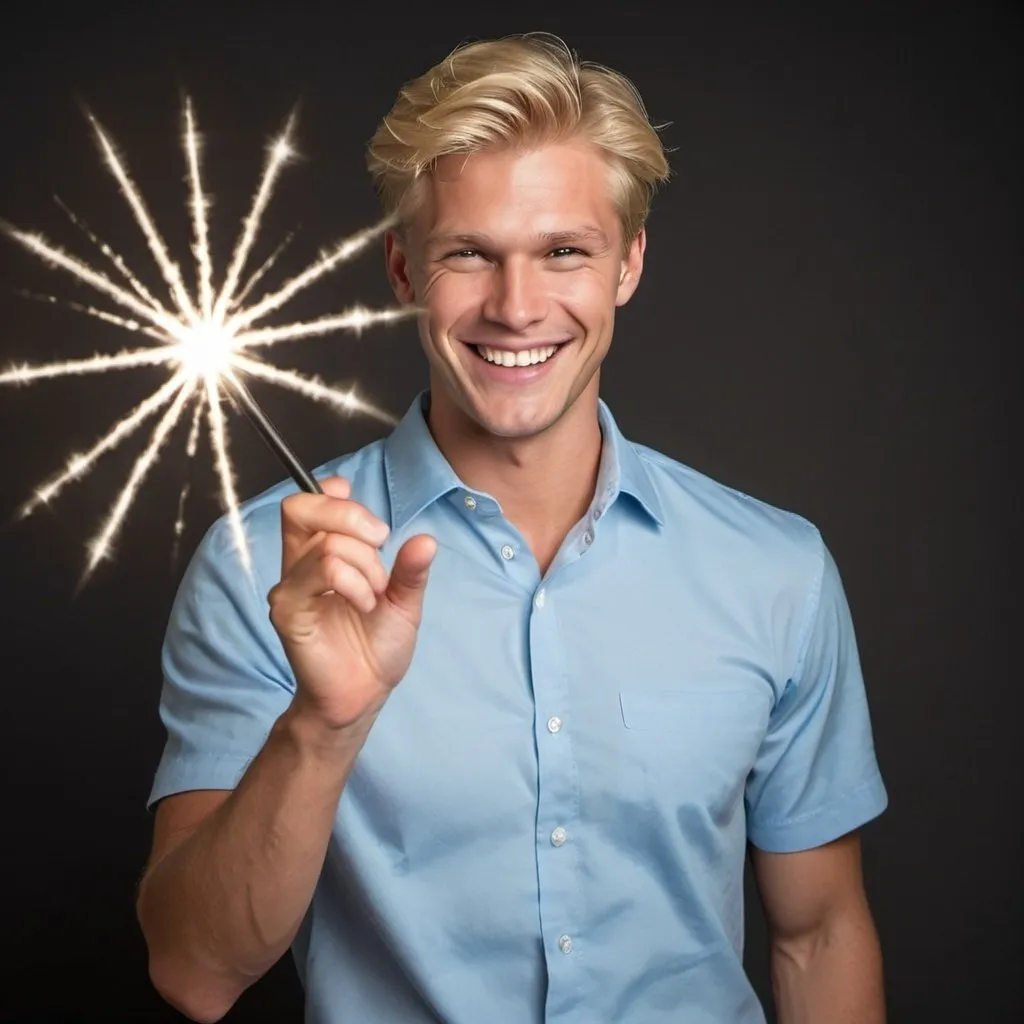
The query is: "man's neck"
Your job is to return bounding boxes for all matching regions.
[426,388,603,566]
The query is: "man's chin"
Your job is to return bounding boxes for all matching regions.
[465,395,571,442]
[428,369,590,443]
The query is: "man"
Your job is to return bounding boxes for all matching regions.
[137,33,888,1023]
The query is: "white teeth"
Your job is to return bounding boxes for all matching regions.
[475,344,560,366]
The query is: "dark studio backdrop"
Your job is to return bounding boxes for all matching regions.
[0,1,1018,1021]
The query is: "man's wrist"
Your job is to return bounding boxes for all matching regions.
[276,699,378,761]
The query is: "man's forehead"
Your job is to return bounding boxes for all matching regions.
[412,150,618,245]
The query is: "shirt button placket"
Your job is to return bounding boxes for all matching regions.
[529,581,582,1002]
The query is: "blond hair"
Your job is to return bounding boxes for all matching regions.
[366,33,671,248]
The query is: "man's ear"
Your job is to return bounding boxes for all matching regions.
[615,226,647,307]
[384,230,417,305]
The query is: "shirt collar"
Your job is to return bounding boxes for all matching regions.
[595,399,666,527]
[383,390,664,531]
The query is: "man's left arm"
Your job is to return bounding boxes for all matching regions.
[751,831,884,1024]
[745,536,889,1023]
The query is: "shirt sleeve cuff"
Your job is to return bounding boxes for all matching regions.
[145,752,255,813]
[747,772,889,853]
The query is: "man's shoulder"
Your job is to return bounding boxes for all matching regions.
[630,439,825,570]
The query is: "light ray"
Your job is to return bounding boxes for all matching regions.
[15,290,170,341]
[0,223,187,338]
[171,390,208,567]
[238,303,419,348]
[183,100,216,321]
[205,378,252,576]
[231,229,296,311]
[82,379,196,583]
[20,373,188,517]
[87,112,199,323]
[211,113,297,323]
[231,355,397,425]
[54,196,169,315]
[225,215,396,333]
[186,390,207,458]
[0,346,179,385]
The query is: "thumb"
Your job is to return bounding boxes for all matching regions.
[385,534,437,618]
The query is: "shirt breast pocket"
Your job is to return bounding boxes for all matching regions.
[617,686,772,819]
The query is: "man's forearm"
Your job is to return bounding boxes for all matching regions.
[771,905,885,1024]
[136,706,370,1021]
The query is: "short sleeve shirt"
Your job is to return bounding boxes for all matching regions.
[148,390,888,1023]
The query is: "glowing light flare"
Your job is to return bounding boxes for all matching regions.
[240,304,420,348]
[231,354,398,424]
[231,229,295,311]
[175,319,239,382]
[224,215,397,335]
[0,346,178,385]
[14,289,165,339]
[1,97,416,583]
[205,377,251,576]
[19,372,188,518]
[53,196,168,314]
[170,391,207,568]
[0,222,185,338]
[83,378,197,582]
[183,99,216,321]
[211,114,297,325]
[86,112,199,325]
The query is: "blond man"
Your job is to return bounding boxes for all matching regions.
[138,34,888,1024]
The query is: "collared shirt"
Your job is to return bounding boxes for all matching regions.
[148,390,887,1023]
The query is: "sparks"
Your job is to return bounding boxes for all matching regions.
[1,98,419,586]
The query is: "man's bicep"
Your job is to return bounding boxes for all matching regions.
[749,827,868,937]
[750,830,867,941]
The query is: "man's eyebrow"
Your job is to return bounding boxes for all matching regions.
[425,226,611,250]
[536,227,611,248]
[423,232,489,250]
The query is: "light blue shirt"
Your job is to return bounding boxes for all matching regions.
[148,389,887,1023]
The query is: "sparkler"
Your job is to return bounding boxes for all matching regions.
[0,98,420,585]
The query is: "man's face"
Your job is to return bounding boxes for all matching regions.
[385,140,645,440]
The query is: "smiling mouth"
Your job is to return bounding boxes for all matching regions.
[471,342,567,367]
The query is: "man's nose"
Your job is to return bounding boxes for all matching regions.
[483,257,548,331]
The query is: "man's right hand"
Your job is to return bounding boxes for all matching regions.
[268,475,438,733]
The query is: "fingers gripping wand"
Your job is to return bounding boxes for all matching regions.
[222,374,324,495]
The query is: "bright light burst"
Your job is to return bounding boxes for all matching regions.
[0,98,419,585]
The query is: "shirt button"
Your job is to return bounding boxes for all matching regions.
[546,716,562,734]
[583,529,594,546]
[558,934,573,954]
[535,588,546,609]
[500,543,515,561]
[463,494,477,510]
[550,826,567,847]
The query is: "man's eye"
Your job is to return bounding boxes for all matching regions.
[443,247,585,261]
